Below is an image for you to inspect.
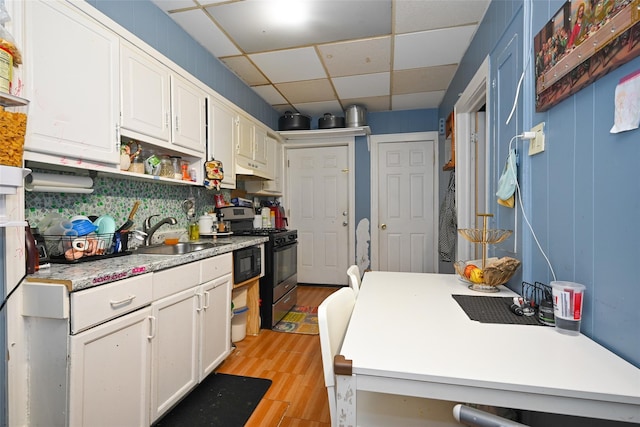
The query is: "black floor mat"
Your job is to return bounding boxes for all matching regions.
[153,373,272,427]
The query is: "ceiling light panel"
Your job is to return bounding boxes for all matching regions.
[249,47,326,83]
[251,85,288,105]
[395,0,489,34]
[221,56,270,86]
[333,72,390,99]
[394,25,476,70]
[392,91,444,110]
[318,36,391,78]
[275,79,335,104]
[205,0,392,53]
[170,9,241,57]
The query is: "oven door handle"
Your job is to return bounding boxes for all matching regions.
[273,241,297,252]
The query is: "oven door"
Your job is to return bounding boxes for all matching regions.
[273,241,297,287]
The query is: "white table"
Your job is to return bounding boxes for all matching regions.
[335,272,640,424]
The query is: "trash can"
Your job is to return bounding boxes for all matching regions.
[231,306,249,342]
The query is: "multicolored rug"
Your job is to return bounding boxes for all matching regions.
[273,305,319,335]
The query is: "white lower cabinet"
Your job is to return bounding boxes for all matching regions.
[20,252,233,427]
[68,307,153,427]
[150,255,232,422]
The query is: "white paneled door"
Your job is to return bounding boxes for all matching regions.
[372,133,438,273]
[287,145,350,285]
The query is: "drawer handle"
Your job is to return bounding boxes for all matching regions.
[110,295,136,307]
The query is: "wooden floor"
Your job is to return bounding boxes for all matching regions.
[215,285,340,427]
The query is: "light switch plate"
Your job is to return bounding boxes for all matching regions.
[528,122,545,155]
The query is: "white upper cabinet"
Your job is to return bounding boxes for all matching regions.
[244,136,282,195]
[208,98,237,188]
[236,115,273,179]
[171,74,206,153]
[236,115,255,162]
[120,42,205,155]
[23,0,120,169]
[120,42,171,143]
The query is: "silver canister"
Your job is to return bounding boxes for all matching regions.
[345,104,367,127]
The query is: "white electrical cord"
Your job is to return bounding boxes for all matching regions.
[508,135,557,282]
[505,0,534,126]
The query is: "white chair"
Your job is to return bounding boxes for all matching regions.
[319,287,458,427]
[346,265,361,297]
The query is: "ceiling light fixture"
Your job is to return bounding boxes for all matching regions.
[269,0,309,26]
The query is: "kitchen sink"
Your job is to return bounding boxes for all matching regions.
[134,242,221,255]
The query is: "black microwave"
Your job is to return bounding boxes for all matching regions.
[233,245,261,284]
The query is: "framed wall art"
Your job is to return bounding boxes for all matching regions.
[535,0,640,112]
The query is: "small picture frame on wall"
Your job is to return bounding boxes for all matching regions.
[534,0,640,112]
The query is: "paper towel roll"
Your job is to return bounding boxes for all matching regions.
[25,185,94,193]
[25,172,93,193]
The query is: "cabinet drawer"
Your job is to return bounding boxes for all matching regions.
[200,253,232,283]
[70,274,153,334]
[153,261,200,300]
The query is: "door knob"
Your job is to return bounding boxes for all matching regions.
[380,223,387,230]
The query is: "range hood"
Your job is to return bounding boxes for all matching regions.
[235,161,271,180]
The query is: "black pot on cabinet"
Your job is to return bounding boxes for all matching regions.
[278,111,311,131]
[318,113,345,129]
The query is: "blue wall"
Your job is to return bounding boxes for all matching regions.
[442,0,640,369]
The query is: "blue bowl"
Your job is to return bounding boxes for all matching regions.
[71,219,98,236]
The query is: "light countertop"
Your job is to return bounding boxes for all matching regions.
[26,235,268,292]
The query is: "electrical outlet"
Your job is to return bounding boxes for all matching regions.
[528,122,545,155]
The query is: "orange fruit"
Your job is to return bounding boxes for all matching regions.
[463,264,478,279]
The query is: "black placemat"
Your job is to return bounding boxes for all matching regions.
[452,295,542,325]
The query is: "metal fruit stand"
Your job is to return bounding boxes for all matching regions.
[455,213,519,292]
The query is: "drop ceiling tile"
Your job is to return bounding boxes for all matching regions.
[275,79,335,104]
[332,72,390,99]
[392,91,445,110]
[341,96,390,112]
[394,25,477,70]
[318,36,391,78]
[392,64,457,95]
[273,104,295,115]
[395,0,489,34]
[249,47,326,84]
[170,9,241,57]
[151,0,199,13]
[221,56,269,86]
[252,85,288,105]
[205,0,391,53]
[292,100,344,118]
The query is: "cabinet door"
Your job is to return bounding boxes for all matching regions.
[254,126,268,166]
[263,137,282,193]
[120,42,171,142]
[68,307,152,427]
[24,0,119,166]
[209,100,236,188]
[150,287,199,422]
[237,115,255,161]
[171,74,206,153]
[199,274,232,380]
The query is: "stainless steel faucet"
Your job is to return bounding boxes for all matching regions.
[143,215,178,246]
